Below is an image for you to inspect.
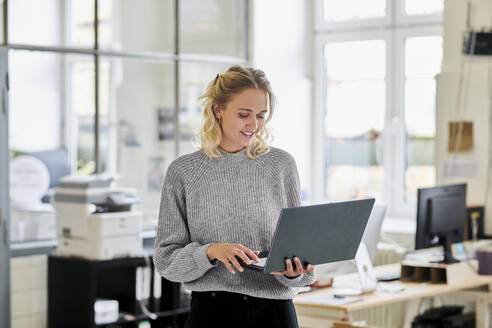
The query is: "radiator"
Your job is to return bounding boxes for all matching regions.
[374,242,406,266]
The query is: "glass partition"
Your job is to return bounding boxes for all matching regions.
[178,62,230,156]
[180,0,247,58]
[98,0,174,54]
[100,57,175,230]
[9,50,95,243]
[9,0,95,48]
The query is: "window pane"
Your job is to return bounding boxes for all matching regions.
[99,57,175,222]
[324,0,385,22]
[323,40,386,200]
[0,2,4,44]
[70,59,96,175]
[181,0,247,58]
[404,0,443,16]
[98,0,174,54]
[178,62,231,156]
[405,36,442,202]
[9,51,64,152]
[9,50,94,243]
[9,0,94,48]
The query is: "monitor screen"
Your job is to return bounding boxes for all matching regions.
[415,183,466,254]
[429,194,466,235]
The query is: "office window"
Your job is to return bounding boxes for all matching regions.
[9,0,94,48]
[404,36,442,202]
[181,0,247,57]
[7,0,249,246]
[315,0,442,218]
[0,3,4,45]
[70,59,97,174]
[178,62,231,155]
[404,0,443,16]
[97,0,175,53]
[323,0,386,22]
[324,40,386,200]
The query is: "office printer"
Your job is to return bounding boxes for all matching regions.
[52,175,143,260]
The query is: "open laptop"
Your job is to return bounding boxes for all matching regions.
[314,203,387,281]
[239,198,375,273]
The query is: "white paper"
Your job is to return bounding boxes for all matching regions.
[295,294,365,306]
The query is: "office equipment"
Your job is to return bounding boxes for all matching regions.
[333,243,377,296]
[416,184,467,264]
[315,204,386,282]
[412,305,464,327]
[94,299,119,325]
[376,272,400,282]
[293,263,492,328]
[245,198,374,273]
[52,175,143,260]
[48,256,191,328]
[463,31,492,55]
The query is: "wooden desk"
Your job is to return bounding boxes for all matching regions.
[294,263,492,328]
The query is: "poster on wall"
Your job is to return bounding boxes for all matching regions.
[158,108,175,141]
[148,157,165,192]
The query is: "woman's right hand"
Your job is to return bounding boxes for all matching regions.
[206,243,260,275]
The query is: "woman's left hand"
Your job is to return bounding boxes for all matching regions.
[269,257,314,278]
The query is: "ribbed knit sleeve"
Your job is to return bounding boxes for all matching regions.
[271,151,316,287]
[153,161,218,283]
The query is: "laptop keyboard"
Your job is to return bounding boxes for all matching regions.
[252,257,267,267]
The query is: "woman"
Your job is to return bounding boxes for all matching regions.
[154,65,315,328]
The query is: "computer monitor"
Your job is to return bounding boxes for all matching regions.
[415,183,467,264]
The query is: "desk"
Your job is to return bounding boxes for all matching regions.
[294,263,492,328]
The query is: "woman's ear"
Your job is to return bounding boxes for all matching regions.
[212,104,221,119]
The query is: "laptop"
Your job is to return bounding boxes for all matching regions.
[238,198,375,273]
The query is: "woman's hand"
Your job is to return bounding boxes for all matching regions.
[206,243,260,275]
[269,257,314,278]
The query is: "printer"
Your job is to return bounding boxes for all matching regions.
[52,175,143,260]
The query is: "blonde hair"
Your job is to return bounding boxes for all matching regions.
[198,65,276,159]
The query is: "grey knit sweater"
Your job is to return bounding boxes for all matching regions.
[153,146,315,300]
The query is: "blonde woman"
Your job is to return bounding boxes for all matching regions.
[154,66,315,328]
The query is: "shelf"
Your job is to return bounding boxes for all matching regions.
[48,255,190,328]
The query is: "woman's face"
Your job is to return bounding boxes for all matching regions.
[216,88,268,153]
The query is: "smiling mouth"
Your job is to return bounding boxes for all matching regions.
[241,131,255,137]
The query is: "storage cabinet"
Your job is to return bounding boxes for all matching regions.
[48,255,190,328]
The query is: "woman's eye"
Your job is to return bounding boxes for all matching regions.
[257,116,265,119]
[239,114,249,118]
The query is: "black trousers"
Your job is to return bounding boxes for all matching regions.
[184,291,299,328]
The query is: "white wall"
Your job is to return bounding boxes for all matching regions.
[436,0,492,233]
[251,0,313,201]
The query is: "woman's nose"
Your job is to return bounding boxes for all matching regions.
[247,117,258,130]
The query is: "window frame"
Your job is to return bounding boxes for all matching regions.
[6,0,251,254]
[313,0,443,220]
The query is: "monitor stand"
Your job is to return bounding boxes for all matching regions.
[334,242,377,296]
[432,233,460,264]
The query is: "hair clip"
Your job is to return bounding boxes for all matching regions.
[216,73,219,80]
